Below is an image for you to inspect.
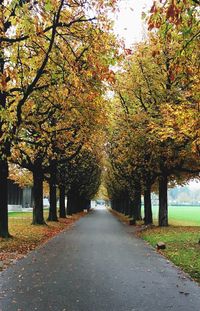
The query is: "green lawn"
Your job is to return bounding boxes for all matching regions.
[141,205,200,226]
[140,226,200,283]
[8,208,49,218]
[8,212,32,218]
[139,205,200,283]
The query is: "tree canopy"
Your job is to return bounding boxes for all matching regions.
[0,0,199,237]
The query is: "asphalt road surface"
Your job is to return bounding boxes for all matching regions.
[0,208,200,311]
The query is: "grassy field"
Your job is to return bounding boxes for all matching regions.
[8,209,49,218]
[8,211,32,218]
[139,205,200,283]
[142,205,200,226]
[140,226,200,283]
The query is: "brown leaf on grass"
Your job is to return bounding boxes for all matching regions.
[0,212,86,271]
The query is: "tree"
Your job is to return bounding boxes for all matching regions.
[106,0,199,225]
[66,148,102,214]
[0,0,118,236]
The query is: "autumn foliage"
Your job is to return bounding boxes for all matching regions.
[0,0,118,237]
[0,0,199,239]
[106,0,200,226]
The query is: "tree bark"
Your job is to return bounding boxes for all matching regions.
[48,181,58,221]
[59,184,66,218]
[76,195,81,213]
[134,185,142,220]
[0,50,11,238]
[119,194,123,214]
[82,197,89,212]
[67,190,74,215]
[0,158,11,238]
[47,161,58,221]
[32,164,45,225]
[86,200,91,211]
[124,195,129,216]
[119,194,124,213]
[128,198,134,218]
[144,184,153,225]
[159,174,168,227]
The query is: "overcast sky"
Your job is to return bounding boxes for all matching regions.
[114,0,153,47]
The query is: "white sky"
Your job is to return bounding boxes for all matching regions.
[188,180,200,190]
[114,0,153,47]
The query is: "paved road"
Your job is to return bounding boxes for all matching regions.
[0,208,200,311]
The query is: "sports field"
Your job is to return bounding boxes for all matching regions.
[149,205,200,226]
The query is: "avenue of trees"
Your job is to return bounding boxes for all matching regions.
[0,0,118,237]
[106,0,200,226]
[0,0,199,238]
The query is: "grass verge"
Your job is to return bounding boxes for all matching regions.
[0,211,86,271]
[139,226,200,283]
[109,208,200,283]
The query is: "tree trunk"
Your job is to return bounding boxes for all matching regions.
[144,184,153,225]
[47,161,58,221]
[76,195,81,213]
[134,186,142,220]
[119,194,124,213]
[129,198,134,218]
[83,197,89,212]
[67,190,74,215]
[0,158,11,238]
[159,174,168,227]
[0,53,11,237]
[86,200,91,211]
[48,182,58,221]
[111,199,115,211]
[124,195,129,216]
[32,165,45,225]
[59,184,66,218]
